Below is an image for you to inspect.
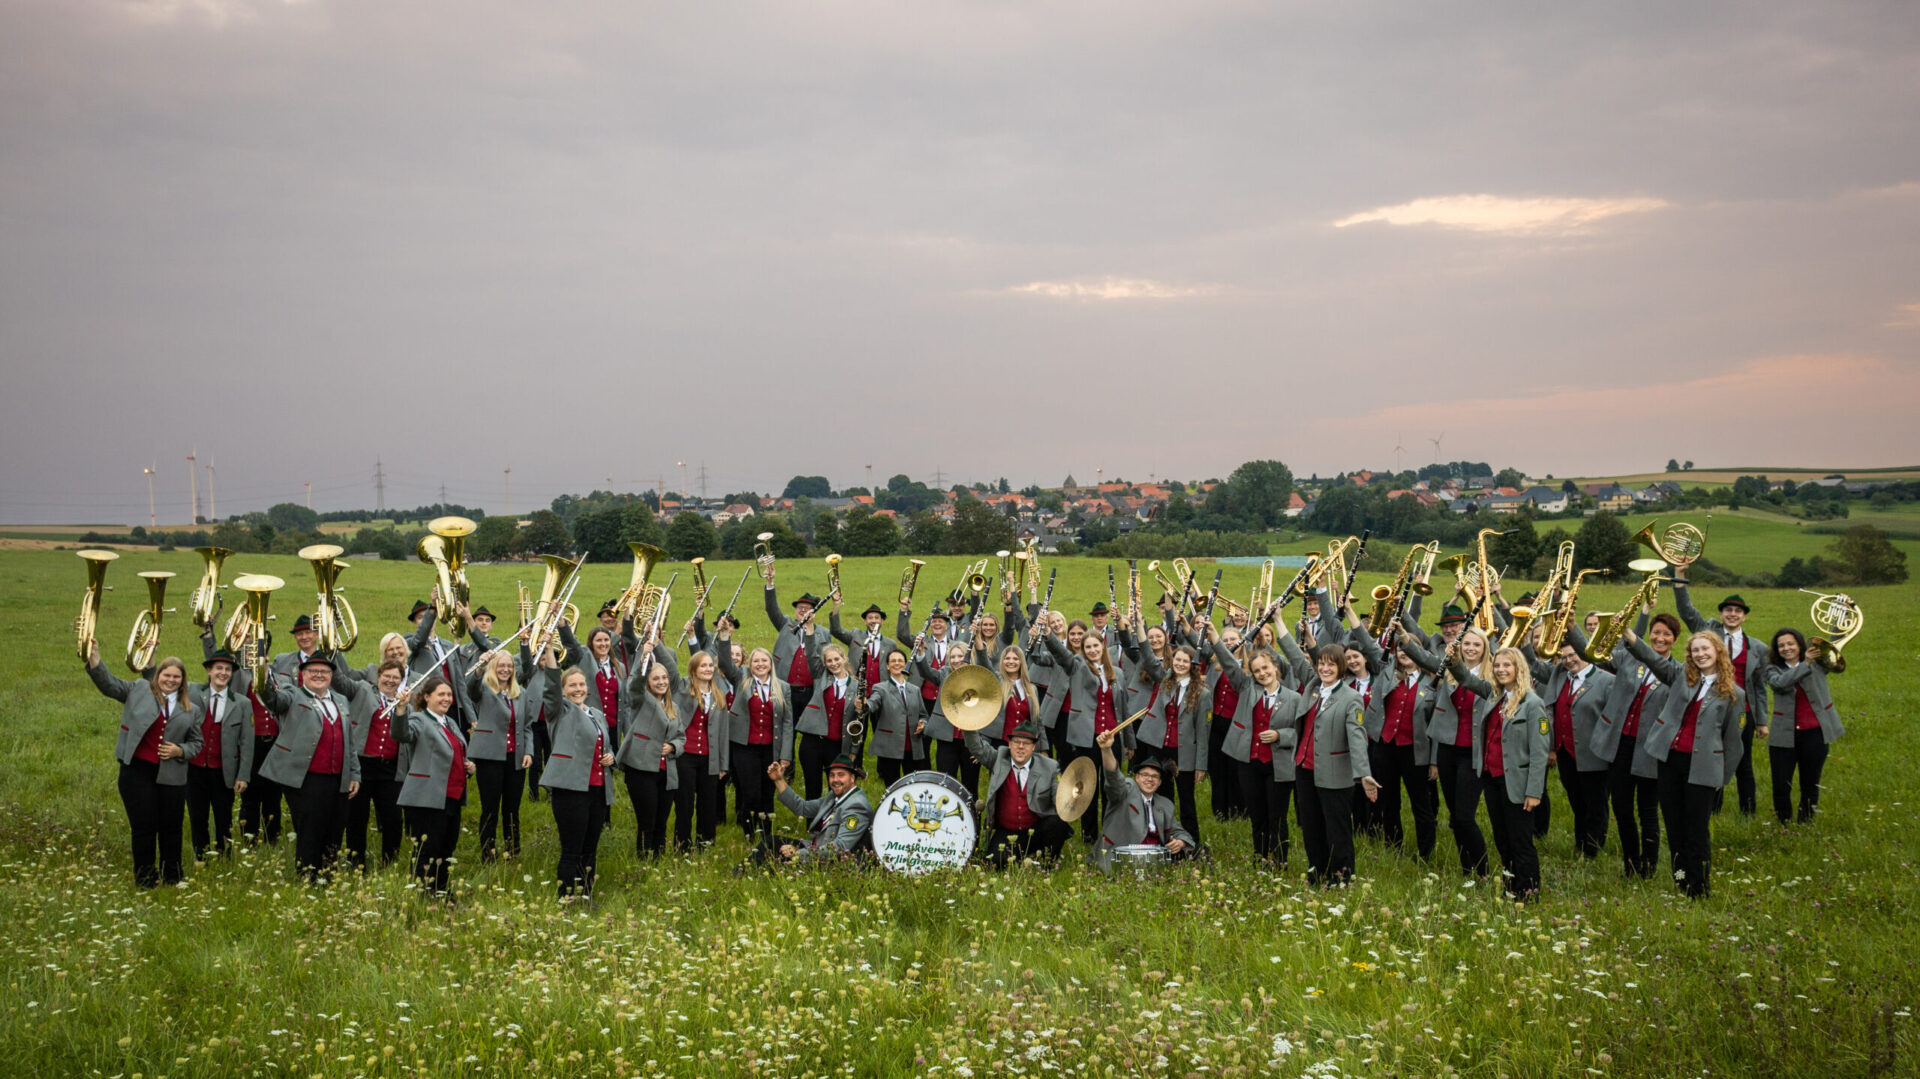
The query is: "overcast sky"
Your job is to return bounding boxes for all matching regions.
[3,0,1917,525]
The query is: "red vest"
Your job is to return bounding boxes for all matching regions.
[786,645,813,688]
[1250,696,1275,764]
[1482,702,1506,778]
[1381,680,1419,746]
[308,696,346,776]
[1553,680,1576,753]
[191,698,223,769]
[747,688,775,745]
[1794,687,1819,731]
[442,721,467,800]
[996,766,1039,831]
[1294,697,1321,769]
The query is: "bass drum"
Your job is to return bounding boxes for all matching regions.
[871,770,977,875]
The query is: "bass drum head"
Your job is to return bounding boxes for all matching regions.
[871,770,977,874]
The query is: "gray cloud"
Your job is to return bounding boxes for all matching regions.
[2,0,1917,524]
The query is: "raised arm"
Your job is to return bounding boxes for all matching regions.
[715,632,743,685]
[1671,580,1708,634]
[1398,633,1444,677]
[764,585,790,632]
[86,657,137,702]
[407,608,438,659]
[1623,633,1681,686]
[1209,638,1252,692]
[828,610,855,647]
[962,729,998,767]
[557,620,586,668]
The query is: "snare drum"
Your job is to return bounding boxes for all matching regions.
[1097,842,1171,876]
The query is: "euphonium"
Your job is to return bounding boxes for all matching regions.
[1012,551,1033,603]
[125,570,176,671]
[75,549,119,661]
[994,550,1015,602]
[753,532,778,582]
[227,573,283,672]
[899,558,926,606]
[1540,567,1608,655]
[1585,564,1671,663]
[299,543,359,651]
[1800,589,1864,672]
[530,554,582,654]
[189,545,232,630]
[417,516,476,638]
[615,542,666,622]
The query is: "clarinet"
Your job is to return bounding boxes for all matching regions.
[1342,528,1372,612]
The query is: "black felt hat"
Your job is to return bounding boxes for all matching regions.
[825,753,866,780]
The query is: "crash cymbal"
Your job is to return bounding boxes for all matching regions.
[1055,756,1098,822]
[939,664,1005,732]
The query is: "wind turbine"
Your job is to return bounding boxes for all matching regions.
[1429,431,1445,465]
[205,457,217,520]
[186,448,199,524]
[1393,432,1407,475]
[142,463,157,527]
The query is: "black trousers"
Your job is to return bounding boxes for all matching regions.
[286,771,349,883]
[622,765,669,857]
[1434,743,1488,876]
[875,753,928,787]
[1657,752,1716,898]
[118,760,185,888]
[1532,783,1551,838]
[1061,741,1103,844]
[1369,741,1438,859]
[732,743,776,841]
[347,755,404,868]
[405,797,463,897]
[934,739,984,800]
[1716,717,1758,815]
[1482,780,1541,898]
[797,732,838,800]
[1295,770,1356,886]
[551,786,607,897]
[671,753,721,849]
[474,758,525,861]
[1771,729,1830,824]
[526,720,551,801]
[1557,754,1610,858]
[185,763,233,859]
[983,818,1074,868]
[239,735,282,844]
[1208,714,1244,820]
[1236,758,1290,866]
[1133,741,1201,844]
[1607,737,1660,878]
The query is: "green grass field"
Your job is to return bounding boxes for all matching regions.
[1,548,1916,1077]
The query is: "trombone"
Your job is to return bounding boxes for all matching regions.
[125,570,176,671]
[75,549,119,661]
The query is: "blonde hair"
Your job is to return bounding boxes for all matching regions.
[1682,632,1740,700]
[379,632,408,661]
[686,649,725,710]
[997,645,1038,706]
[747,647,786,712]
[641,662,678,721]
[1492,646,1533,715]
[1446,628,1494,688]
[481,653,521,699]
[149,656,189,713]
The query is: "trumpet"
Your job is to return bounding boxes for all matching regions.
[899,558,926,607]
[417,515,476,638]
[125,570,176,671]
[189,545,232,630]
[1147,559,1180,605]
[753,532,777,582]
[228,573,283,673]
[1800,589,1864,672]
[299,543,359,651]
[1632,518,1708,571]
[75,549,119,661]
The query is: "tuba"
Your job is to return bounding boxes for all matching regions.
[1800,590,1864,672]
[189,545,232,630]
[298,543,359,651]
[529,554,582,656]
[227,573,283,672]
[899,558,926,607]
[417,516,476,638]
[753,532,777,582]
[75,549,119,661]
[125,570,176,671]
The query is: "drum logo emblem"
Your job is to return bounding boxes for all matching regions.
[890,791,962,834]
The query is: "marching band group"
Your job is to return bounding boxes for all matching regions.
[77,519,1864,903]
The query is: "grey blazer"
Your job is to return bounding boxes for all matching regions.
[559,621,631,734]
[464,657,536,765]
[1361,670,1439,769]
[1522,648,1616,773]
[796,631,857,739]
[763,586,832,683]
[1135,674,1209,772]
[1295,682,1372,788]
[538,672,617,804]
[405,608,460,680]
[1398,635,1495,753]
[832,611,909,681]
[862,675,927,761]
[617,644,685,786]
[963,731,1063,830]
[1037,631,1140,752]
[1096,761,1195,851]
[715,641,796,759]
[1208,638,1304,782]
[1673,582,1770,719]
[774,784,874,862]
[1762,660,1845,748]
[1484,692,1551,804]
[87,663,205,786]
[187,671,254,788]
[252,667,363,792]
[1627,636,1746,787]
[1587,615,1665,779]
[672,681,733,775]
[392,709,468,808]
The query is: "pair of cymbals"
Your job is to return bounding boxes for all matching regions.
[1055,756,1098,821]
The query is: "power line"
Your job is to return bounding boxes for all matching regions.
[697,462,709,501]
[374,457,387,514]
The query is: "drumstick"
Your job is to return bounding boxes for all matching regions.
[1108,704,1153,735]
